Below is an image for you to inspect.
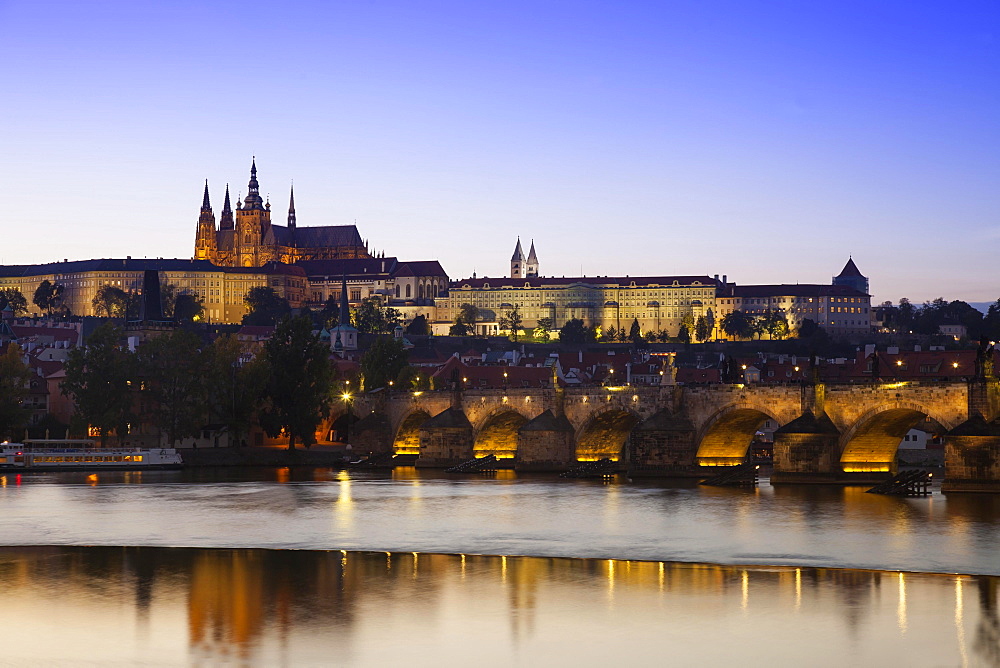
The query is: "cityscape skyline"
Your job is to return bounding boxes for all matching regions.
[2,1,998,305]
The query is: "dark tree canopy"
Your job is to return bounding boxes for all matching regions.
[204,334,268,448]
[136,329,206,446]
[60,323,135,446]
[360,336,409,390]
[0,288,28,316]
[406,314,431,336]
[33,280,64,316]
[243,286,291,325]
[0,342,31,441]
[259,315,334,450]
[559,319,596,344]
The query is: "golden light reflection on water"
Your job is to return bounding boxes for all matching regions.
[0,547,996,666]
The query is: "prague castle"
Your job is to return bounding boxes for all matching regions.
[195,159,371,267]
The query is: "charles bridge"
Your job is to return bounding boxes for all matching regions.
[333,378,1000,492]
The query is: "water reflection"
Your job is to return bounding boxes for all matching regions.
[3,469,1000,575]
[0,547,996,666]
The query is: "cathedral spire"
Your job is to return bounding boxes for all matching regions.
[243,157,264,210]
[287,184,296,228]
[220,184,234,230]
[201,180,212,211]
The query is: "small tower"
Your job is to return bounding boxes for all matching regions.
[833,257,869,295]
[287,184,297,229]
[526,239,539,277]
[331,273,358,353]
[194,180,218,261]
[219,184,234,230]
[510,238,526,279]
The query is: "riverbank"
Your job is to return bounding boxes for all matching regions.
[179,445,352,467]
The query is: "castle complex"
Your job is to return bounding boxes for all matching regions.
[195,159,371,267]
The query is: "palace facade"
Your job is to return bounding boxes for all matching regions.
[0,258,306,324]
[195,159,371,267]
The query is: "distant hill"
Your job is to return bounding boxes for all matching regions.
[969,302,995,315]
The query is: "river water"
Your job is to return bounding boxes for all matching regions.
[1,468,999,665]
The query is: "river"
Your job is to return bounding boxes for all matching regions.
[1,468,998,665]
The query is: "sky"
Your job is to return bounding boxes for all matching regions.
[0,1,997,305]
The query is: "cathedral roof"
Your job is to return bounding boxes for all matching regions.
[723,284,868,298]
[296,257,397,278]
[270,224,364,249]
[392,261,448,278]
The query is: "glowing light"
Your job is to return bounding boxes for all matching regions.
[897,572,907,634]
[896,360,903,366]
[741,364,747,370]
[341,392,352,400]
[842,464,892,473]
[952,362,959,368]
[412,391,423,396]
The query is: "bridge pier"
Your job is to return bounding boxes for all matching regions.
[515,410,575,471]
[770,412,842,484]
[942,416,1000,493]
[417,408,474,467]
[627,410,700,477]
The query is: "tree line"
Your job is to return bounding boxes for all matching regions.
[60,317,333,450]
[879,298,1000,341]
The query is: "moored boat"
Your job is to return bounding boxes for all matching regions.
[0,440,183,471]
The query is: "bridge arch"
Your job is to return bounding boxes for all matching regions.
[474,409,530,459]
[838,402,953,474]
[575,409,643,462]
[696,404,782,466]
[393,410,432,455]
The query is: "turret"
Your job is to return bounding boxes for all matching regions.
[526,239,539,277]
[219,184,234,230]
[287,184,297,229]
[235,158,270,267]
[194,180,217,261]
[510,237,525,279]
[833,257,869,295]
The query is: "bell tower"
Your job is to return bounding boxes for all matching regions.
[235,158,269,267]
[194,180,217,261]
[510,238,525,279]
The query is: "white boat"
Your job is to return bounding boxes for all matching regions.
[0,440,183,471]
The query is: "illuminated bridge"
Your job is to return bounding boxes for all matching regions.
[335,379,1000,492]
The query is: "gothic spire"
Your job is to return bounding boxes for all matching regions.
[220,184,234,230]
[339,272,350,325]
[527,239,537,262]
[201,180,212,211]
[287,184,297,228]
[243,156,264,210]
[511,237,525,262]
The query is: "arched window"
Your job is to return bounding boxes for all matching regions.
[395,285,400,298]
[418,284,424,299]
[405,284,411,299]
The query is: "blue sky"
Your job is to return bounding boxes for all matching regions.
[1,1,997,304]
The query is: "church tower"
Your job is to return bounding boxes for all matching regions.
[219,184,234,230]
[526,239,538,277]
[235,158,270,267]
[194,181,217,261]
[833,257,869,295]
[510,238,526,279]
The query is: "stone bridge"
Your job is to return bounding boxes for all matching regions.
[333,380,1000,492]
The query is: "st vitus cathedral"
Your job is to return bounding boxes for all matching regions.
[194,159,372,267]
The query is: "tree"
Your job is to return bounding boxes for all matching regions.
[32,280,63,316]
[243,286,290,325]
[449,304,479,336]
[204,334,268,448]
[259,315,334,450]
[798,318,820,338]
[695,316,709,342]
[406,314,431,336]
[361,336,409,390]
[559,318,596,344]
[534,317,554,341]
[353,296,401,334]
[677,323,691,345]
[704,308,716,340]
[0,343,31,441]
[628,318,642,344]
[760,309,790,340]
[136,329,206,446]
[0,288,28,316]
[721,310,756,340]
[174,293,205,323]
[61,323,135,446]
[499,304,523,341]
[601,325,618,343]
[92,285,130,319]
[319,295,341,328]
